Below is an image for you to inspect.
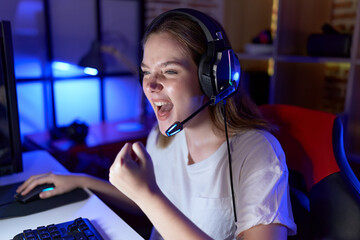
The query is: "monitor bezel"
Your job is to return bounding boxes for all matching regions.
[0,20,23,176]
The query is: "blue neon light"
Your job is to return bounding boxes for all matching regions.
[167,124,178,132]
[42,187,54,192]
[167,129,181,136]
[52,61,71,71]
[52,61,98,77]
[84,67,98,76]
[233,72,239,81]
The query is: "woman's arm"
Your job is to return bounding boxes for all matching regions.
[74,173,141,212]
[237,224,288,240]
[109,142,212,240]
[16,172,141,214]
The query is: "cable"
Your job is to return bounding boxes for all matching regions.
[221,99,237,222]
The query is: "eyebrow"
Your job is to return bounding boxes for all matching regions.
[141,60,185,69]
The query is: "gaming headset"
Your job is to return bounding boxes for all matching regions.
[141,8,241,103]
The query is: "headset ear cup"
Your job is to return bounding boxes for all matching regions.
[215,49,241,93]
[198,54,215,98]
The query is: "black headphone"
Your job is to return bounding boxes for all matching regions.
[142,8,241,102]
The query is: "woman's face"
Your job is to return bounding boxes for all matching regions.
[141,32,205,135]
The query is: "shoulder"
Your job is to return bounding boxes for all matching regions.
[232,129,282,154]
[231,129,287,173]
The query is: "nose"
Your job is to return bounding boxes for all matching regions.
[144,73,163,93]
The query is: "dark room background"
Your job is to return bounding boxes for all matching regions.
[1,0,360,162]
[0,0,145,138]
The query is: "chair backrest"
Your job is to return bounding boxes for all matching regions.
[259,104,340,190]
[258,104,360,240]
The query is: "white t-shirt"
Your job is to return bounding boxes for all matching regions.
[146,126,297,240]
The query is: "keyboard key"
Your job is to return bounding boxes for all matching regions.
[47,224,58,231]
[68,223,78,232]
[37,226,47,233]
[24,230,36,238]
[25,237,36,240]
[49,230,61,238]
[84,229,94,237]
[62,236,76,240]
[78,222,89,231]
[39,232,51,239]
[74,232,87,240]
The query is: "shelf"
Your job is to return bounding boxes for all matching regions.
[237,52,353,64]
[223,0,360,156]
[276,55,352,64]
[236,53,273,61]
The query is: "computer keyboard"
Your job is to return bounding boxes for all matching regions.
[12,217,104,240]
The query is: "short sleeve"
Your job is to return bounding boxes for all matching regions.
[233,131,297,236]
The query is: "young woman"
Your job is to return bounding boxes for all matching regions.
[17,9,296,240]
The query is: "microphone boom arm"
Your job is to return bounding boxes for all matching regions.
[165,99,214,136]
[165,84,236,137]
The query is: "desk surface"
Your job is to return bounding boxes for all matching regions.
[24,118,155,153]
[0,150,143,240]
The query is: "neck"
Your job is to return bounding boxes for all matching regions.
[184,117,225,164]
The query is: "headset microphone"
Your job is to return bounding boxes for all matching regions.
[165,99,213,137]
[165,83,237,137]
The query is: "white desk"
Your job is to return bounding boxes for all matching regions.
[0,150,144,240]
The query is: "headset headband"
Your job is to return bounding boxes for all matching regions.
[151,8,231,49]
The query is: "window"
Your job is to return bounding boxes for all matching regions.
[0,0,144,137]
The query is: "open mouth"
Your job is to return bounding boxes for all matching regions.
[154,101,173,118]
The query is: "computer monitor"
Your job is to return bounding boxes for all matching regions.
[0,20,22,176]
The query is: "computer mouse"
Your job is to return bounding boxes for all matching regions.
[14,183,55,203]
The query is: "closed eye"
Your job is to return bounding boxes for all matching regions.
[140,69,150,75]
[165,70,177,75]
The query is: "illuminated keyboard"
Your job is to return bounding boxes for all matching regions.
[12,217,103,240]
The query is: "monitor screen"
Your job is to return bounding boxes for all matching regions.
[0,20,22,176]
